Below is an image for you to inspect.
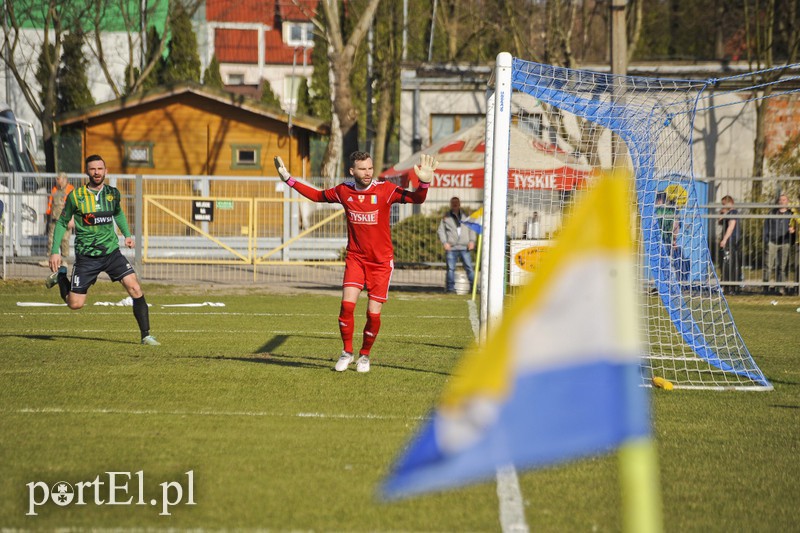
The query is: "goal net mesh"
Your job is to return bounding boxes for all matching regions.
[503,57,775,390]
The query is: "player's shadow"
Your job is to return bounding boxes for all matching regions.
[202,353,333,371]
[254,352,452,376]
[193,352,452,376]
[0,333,137,345]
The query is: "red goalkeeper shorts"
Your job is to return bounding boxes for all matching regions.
[343,253,394,302]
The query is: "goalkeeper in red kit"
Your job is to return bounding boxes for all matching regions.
[274,151,437,373]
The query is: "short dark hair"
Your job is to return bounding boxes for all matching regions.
[85,154,105,171]
[721,194,734,204]
[349,151,371,167]
[655,192,667,203]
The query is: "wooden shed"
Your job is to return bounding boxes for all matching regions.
[56,82,327,177]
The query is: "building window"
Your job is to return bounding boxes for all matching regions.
[228,73,245,85]
[231,144,262,170]
[284,22,314,47]
[123,141,154,168]
[430,114,483,143]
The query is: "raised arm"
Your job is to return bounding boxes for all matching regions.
[394,153,438,204]
[274,156,326,202]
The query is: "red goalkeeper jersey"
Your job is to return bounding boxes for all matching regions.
[291,179,428,263]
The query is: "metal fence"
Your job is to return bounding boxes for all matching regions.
[2,172,798,295]
[0,172,463,290]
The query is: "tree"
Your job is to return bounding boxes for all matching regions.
[260,80,282,108]
[137,25,167,93]
[202,53,224,89]
[86,0,174,98]
[161,0,201,85]
[1,0,92,172]
[294,77,312,116]
[742,0,800,197]
[370,0,405,171]
[57,30,95,113]
[308,0,381,178]
[307,23,332,122]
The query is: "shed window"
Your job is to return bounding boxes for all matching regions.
[123,142,154,167]
[231,144,262,170]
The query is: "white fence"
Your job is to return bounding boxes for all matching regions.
[2,172,798,295]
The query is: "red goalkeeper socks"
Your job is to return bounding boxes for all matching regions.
[360,312,381,356]
[338,301,356,353]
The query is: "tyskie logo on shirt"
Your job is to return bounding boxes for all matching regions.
[83,211,114,226]
[348,210,378,225]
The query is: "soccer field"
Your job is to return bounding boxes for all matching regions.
[0,280,798,530]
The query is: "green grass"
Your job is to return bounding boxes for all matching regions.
[0,281,797,530]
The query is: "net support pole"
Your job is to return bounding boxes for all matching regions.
[486,52,513,333]
[479,87,495,342]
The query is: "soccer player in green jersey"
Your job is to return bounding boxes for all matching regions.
[47,154,159,345]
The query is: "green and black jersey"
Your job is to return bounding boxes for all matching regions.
[51,184,132,257]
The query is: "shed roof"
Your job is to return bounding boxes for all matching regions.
[56,82,328,135]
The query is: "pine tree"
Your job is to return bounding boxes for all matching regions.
[295,77,312,116]
[260,80,282,108]
[203,54,224,89]
[36,43,57,104]
[57,31,95,114]
[308,24,331,122]
[161,1,201,85]
[137,26,166,93]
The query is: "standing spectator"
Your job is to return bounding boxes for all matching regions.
[762,194,796,295]
[273,151,436,373]
[39,172,74,267]
[655,191,688,283]
[718,195,742,294]
[437,197,476,293]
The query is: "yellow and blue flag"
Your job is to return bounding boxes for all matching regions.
[382,172,651,499]
[462,208,483,234]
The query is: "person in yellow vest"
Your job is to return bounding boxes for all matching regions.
[40,173,74,267]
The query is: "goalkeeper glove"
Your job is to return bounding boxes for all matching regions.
[273,156,292,182]
[414,153,438,184]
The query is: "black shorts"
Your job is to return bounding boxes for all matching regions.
[70,249,136,294]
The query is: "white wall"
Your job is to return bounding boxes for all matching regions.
[0,28,140,154]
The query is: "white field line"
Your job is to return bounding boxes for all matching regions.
[7,406,428,421]
[466,300,529,533]
[0,327,462,339]
[3,311,466,319]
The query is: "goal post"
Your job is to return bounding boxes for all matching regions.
[484,52,772,390]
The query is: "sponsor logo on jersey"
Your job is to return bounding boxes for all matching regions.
[82,211,114,226]
[347,196,354,202]
[348,210,378,225]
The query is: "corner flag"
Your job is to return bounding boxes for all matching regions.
[462,208,483,234]
[382,172,657,515]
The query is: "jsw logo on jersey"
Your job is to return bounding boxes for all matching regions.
[83,212,114,226]
[348,210,378,225]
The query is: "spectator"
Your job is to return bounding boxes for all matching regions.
[437,197,476,294]
[762,194,796,295]
[718,195,742,294]
[655,191,689,283]
[39,172,74,267]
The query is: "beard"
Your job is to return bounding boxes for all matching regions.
[88,174,105,188]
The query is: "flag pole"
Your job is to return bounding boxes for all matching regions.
[619,438,663,533]
[471,233,482,301]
